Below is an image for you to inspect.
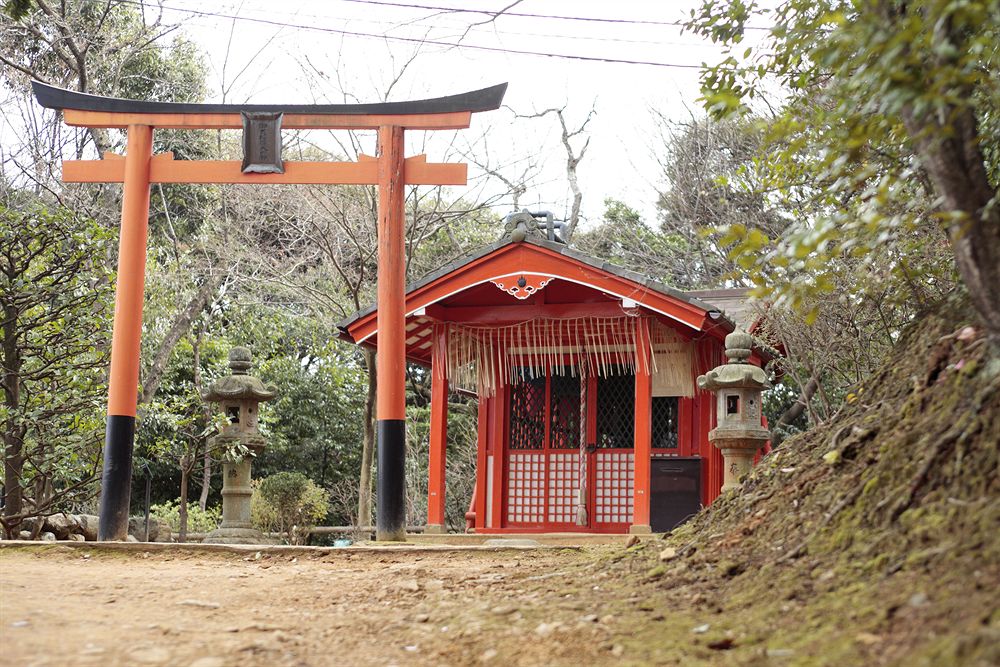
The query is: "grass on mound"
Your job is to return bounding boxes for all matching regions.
[613,292,999,666]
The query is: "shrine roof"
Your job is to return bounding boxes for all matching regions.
[685,288,761,332]
[336,236,758,366]
[341,236,731,325]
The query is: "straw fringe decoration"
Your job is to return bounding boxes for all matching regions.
[441,316,693,397]
[650,321,695,398]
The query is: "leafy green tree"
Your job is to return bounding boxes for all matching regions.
[1,0,208,159]
[148,498,220,534]
[137,327,231,541]
[574,198,701,288]
[687,0,1000,336]
[655,115,789,286]
[2,1,31,20]
[251,472,329,544]
[254,340,367,499]
[1,193,113,537]
[2,0,226,413]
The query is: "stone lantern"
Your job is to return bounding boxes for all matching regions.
[697,330,770,492]
[202,347,276,544]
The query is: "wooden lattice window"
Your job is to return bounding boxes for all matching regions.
[509,373,545,450]
[652,397,679,449]
[549,373,580,449]
[596,371,634,449]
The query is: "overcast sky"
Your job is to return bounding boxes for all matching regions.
[88,1,775,227]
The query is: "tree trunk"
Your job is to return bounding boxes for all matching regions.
[320,445,328,488]
[772,377,819,448]
[178,463,190,543]
[191,329,212,511]
[198,451,212,512]
[140,277,220,405]
[357,347,377,528]
[904,104,1000,340]
[564,157,583,242]
[2,302,24,537]
[555,107,592,242]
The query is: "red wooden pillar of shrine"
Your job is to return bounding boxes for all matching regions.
[490,379,507,529]
[473,397,489,530]
[631,317,653,534]
[426,326,448,533]
[696,337,724,505]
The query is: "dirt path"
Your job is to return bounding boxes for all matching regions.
[1,544,637,667]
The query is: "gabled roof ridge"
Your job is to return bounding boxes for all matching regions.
[336,236,734,332]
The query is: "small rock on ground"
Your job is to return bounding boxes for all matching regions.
[178,600,221,609]
[189,658,226,667]
[482,538,539,547]
[129,646,172,664]
[490,605,518,616]
[397,579,420,592]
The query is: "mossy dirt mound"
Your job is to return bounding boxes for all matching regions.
[621,292,999,665]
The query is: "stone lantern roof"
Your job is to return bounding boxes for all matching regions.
[202,347,277,403]
[697,330,771,391]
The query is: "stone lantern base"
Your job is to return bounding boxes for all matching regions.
[203,458,266,545]
[710,427,769,492]
[203,526,265,544]
[716,444,759,492]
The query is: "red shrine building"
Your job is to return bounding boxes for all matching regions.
[339,229,773,535]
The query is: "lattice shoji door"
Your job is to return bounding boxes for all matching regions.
[594,451,634,526]
[547,452,584,525]
[507,370,586,528]
[506,453,545,524]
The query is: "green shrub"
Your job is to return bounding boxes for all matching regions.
[251,472,329,544]
[149,500,221,533]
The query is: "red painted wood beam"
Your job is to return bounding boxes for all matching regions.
[490,380,507,529]
[425,300,624,324]
[474,396,489,531]
[62,108,473,130]
[62,153,466,186]
[426,326,449,532]
[631,317,653,534]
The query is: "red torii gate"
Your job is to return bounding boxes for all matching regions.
[32,80,506,542]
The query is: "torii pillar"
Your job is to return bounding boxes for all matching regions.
[376,124,408,541]
[32,80,507,542]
